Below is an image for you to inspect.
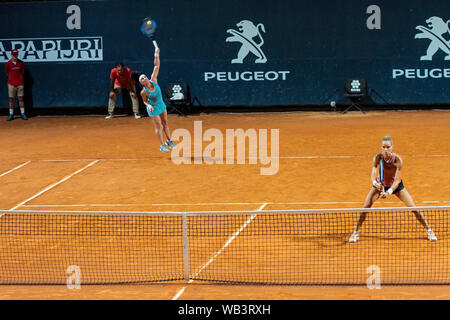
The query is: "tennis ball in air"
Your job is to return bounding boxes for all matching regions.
[330,101,336,107]
[147,21,152,25]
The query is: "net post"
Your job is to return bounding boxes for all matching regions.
[182,213,189,281]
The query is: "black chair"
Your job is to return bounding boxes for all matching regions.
[342,78,367,114]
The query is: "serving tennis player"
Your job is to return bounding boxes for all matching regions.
[139,46,176,153]
[349,134,437,242]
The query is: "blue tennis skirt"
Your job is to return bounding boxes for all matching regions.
[146,104,166,117]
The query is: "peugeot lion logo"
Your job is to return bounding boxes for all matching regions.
[203,20,291,81]
[415,16,450,61]
[226,20,267,64]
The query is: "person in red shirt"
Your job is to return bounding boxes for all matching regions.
[106,62,140,119]
[5,49,27,120]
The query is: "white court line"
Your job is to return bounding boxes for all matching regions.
[32,154,450,162]
[171,287,186,301]
[0,161,31,178]
[21,202,274,207]
[280,156,357,159]
[39,156,362,162]
[281,155,450,159]
[171,203,267,301]
[20,200,450,208]
[8,160,99,211]
[421,201,450,203]
[39,158,151,162]
[153,201,365,206]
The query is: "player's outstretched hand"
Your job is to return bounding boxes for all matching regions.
[379,191,388,199]
[374,182,383,192]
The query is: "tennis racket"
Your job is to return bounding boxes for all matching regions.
[140,17,159,49]
[379,158,385,193]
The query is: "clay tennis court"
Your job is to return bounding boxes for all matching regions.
[1,110,450,299]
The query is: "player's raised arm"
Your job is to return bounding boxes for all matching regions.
[150,47,160,83]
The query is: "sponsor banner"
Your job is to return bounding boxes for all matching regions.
[203,20,292,83]
[392,68,450,79]
[0,0,449,108]
[392,16,449,80]
[204,71,290,82]
[0,37,103,62]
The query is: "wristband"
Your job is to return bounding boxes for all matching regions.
[154,54,159,57]
[387,188,393,195]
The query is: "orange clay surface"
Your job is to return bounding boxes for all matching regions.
[0,110,449,299]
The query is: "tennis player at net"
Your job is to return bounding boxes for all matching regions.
[349,134,437,243]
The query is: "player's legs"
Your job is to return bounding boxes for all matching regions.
[152,115,170,152]
[396,188,437,241]
[349,187,380,242]
[356,187,380,230]
[396,188,428,229]
[151,115,164,144]
[160,110,176,149]
[160,110,171,140]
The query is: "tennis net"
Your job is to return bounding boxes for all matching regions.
[0,206,449,285]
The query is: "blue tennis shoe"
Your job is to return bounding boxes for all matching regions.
[165,140,176,149]
[160,145,170,153]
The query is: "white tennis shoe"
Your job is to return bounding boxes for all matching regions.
[349,231,359,243]
[427,229,438,241]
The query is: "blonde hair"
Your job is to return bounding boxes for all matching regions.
[382,134,393,145]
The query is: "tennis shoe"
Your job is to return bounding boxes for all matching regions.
[105,113,113,120]
[7,114,14,121]
[160,145,170,153]
[165,140,176,149]
[349,231,359,243]
[20,113,28,120]
[134,113,141,119]
[427,229,438,241]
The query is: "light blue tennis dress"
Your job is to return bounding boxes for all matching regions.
[143,80,167,117]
